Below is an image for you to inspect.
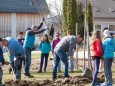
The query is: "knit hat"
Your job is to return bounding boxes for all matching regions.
[103,29,111,37]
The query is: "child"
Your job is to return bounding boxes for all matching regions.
[38,34,51,72]
[0,38,5,85]
[90,30,103,86]
[17,32,25,46]
[52,33,61,72]
[101,29,115,86]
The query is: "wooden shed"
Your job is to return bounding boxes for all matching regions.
[0,0,50,38]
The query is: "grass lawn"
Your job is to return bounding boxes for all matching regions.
[2,51,115,85]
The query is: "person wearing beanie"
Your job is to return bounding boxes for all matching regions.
[101,29,115,86]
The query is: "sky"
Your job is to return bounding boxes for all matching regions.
[46,0,62,15]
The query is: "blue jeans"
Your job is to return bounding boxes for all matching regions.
[92,57,100,83]
[53,48,69,79]
[39,53,49,71]
[104,58,113,83]
[24,48,31,75]
[70,58,74,71]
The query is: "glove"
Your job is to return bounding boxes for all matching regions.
[5,61,9,65]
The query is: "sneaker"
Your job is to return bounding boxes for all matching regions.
[37,71,42,73]
[25,74,34,78]
[101,82,109,86]
[109,83,112,86]
[91,82,100,86]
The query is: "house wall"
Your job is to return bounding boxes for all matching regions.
[0,12,48,38]
[94,18,115,31]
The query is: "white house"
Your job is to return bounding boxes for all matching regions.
[90,0,115,32]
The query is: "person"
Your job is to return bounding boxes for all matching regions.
[52,33,61,72]
[52,35,83,80]
[2,37,24,80]
[38,34,51,73]
[23,18,47,77]
[101,29,115,86]
[17,32,25,46]
[0,38,5,85]
[66,31,74,72]
[90,30,103,86]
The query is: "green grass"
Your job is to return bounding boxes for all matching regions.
[2,52,115,86]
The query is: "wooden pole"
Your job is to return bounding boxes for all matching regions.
[76,23,78,69]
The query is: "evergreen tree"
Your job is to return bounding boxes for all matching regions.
[62,0,77,35]
[87,2,93,33]
[77,1,84,36]
[62,0,68,35]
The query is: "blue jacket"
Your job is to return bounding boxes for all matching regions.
[102,37,115,58]
[39,42,51,54]
[23,29,46,48]
[5,37,24,63]
[0,46,5,65]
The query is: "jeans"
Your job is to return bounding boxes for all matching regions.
[70,58,74,71]
[53,48,69,79]
[0,68,3,83]
[104,58,113,83]
[14,57,22,80]
[39,53,49,71]
[92,57,100,83]
[24,48,31,75]
[53,56,61,71]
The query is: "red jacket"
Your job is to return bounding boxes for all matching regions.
[90,39,103,57]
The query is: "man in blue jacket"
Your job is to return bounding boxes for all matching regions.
[0,38,5,85]
[2,37,24,80]
[23,18,47,77]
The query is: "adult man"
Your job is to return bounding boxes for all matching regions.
[2,37,24,80]
[53,35,83,80]
[23,19,47,77]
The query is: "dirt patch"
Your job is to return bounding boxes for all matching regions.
[4,74,104,86]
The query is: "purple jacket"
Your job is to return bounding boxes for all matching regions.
[52,38,60,54]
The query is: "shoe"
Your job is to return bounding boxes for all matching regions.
[44,70,46,72]
[101,82,109,86]
[58,70,61,72]
[25,74,34,78]
[109,83,112,86]
[91,82,100,86]
[37,70,42,73]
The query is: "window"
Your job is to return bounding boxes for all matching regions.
[95,25,101,30]
[109,25,115,31]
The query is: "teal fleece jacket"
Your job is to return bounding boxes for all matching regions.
[39,42,51,54]
[102,37,115,58]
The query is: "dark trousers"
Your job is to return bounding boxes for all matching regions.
[92,57,100,83]
[39,53,49,71]
[14,57,22,80]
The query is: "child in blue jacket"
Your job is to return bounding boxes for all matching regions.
[0,38,5,85]
[38,34,51,72]
[102,30,115,86]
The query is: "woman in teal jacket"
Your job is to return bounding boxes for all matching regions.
[38,34,51,72]
[102,29,115,86]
